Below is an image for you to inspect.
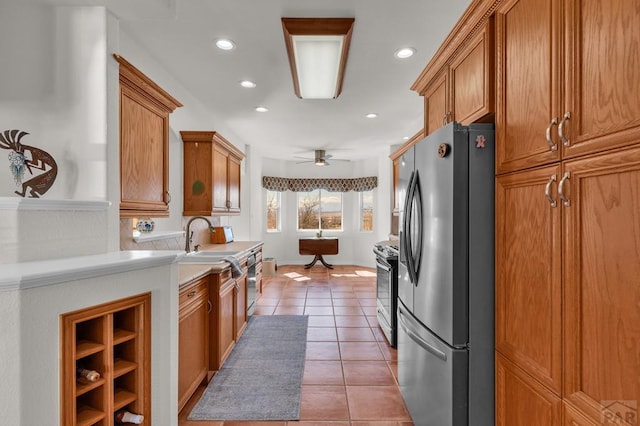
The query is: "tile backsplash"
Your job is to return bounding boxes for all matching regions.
[119,217,221,251]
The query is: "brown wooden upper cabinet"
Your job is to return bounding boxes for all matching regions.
[180,131,245,216]
[496,0,640,174]
[414,19,494,136]
[114,54,182,218]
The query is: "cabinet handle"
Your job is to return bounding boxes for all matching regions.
[188,290,196,298]
[558,172,571,207]
[166,191,172,204]
[207,300,212,314]
[546,117,559,151]
[558,111,571,147]
[442,112,452,125]
[225,200,231,209]
[545,175,557,207]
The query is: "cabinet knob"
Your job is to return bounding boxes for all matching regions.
[166,191,172,204]
[187,290,197,298]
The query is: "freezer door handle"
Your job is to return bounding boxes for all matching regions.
[398,306,447,361]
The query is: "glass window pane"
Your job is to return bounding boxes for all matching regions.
[298,190,320,230]
[266,190,280,232]
[320,190,342,230]
[360,191,374,231]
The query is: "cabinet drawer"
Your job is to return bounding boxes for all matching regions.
[179,277,208,312]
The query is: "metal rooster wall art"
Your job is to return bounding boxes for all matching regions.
[0,129,58,198]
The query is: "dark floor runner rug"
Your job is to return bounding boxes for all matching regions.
[188,315,308,421]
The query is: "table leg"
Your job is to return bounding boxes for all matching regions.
[304,255,333,269]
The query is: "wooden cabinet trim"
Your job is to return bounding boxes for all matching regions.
[449,17,494,125]
[389,129,424,160]
[114,54,182,112]
[411,0,501,94]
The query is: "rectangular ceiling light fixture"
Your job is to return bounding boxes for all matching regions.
[281,18,355,99]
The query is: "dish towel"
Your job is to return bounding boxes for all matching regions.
[222,256,243,278]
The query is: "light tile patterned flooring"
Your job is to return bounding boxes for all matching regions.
[179,264,414,426]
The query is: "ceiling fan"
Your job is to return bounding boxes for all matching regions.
[294,149,350,166]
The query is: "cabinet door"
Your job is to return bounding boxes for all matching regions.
[120,86,170,216]
[234,273,247,339]
[496,353,562,426]
[450,18,494,125]
[495,164,562,394]
[424,70,449,136]
[178,281,208,412]
[562,0,640,160]
[563,402,600,426]
[212,144,229,213]
[215,280,235,370]
[183,140,213,216]
[563,145,640,424]
[227,154,242,214]
[496,0,563,173]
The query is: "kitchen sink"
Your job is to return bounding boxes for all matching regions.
[179,250,238,264]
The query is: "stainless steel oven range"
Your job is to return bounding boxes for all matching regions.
[374,242,399,347]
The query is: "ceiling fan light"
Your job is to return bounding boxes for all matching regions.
[315,159,326,166]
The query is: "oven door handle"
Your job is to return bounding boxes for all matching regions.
[376,261,392,273]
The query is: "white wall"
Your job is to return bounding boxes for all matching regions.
[258,151,390,268]
[0,4,108,201]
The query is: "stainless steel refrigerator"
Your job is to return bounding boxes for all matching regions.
[397,122,494,426]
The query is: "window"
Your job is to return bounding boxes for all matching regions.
[266,190,281,232]
[297,189,342,231]
[360,190,374,231]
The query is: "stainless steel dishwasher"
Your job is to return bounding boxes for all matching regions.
[246,251,257,315]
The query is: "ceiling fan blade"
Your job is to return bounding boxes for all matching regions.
[293,156,313,160]
[296,160,314,164]
[323,154,333,160]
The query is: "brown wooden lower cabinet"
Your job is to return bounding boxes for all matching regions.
[209,262,250,373]
[495,164,562,394]
[564,402,600,426]
[210,269,235,372]
[495,353,562,426]
[178,277,209,412]
[61,293,151,426]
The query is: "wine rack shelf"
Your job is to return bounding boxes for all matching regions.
[61,293,151,425]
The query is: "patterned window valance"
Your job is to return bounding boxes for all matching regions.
[262,176,377,192]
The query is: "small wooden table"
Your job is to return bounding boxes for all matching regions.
[299,237,339,269]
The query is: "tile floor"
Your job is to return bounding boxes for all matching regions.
[179,264,414,426]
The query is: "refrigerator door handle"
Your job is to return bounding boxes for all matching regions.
[398,306,447,361]
[411,171,423,285]
[401,171,415,269]
[404,171,417,285]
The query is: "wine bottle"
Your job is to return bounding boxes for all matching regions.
[76,366,100,382]
[114,410,144,424]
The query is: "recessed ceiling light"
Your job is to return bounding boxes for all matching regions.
[215,38,235,51]
[255,106,269,112]
[366,113,378,119]
[394,47,416,59]
[240,80,256,88]
[403,136,410,141]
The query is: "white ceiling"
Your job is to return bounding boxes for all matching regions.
[63,0,472,162]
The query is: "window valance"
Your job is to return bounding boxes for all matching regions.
[262,176,377,192]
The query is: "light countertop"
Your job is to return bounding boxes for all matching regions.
[178,241,263,286]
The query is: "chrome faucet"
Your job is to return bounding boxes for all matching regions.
[184,216,216,253]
